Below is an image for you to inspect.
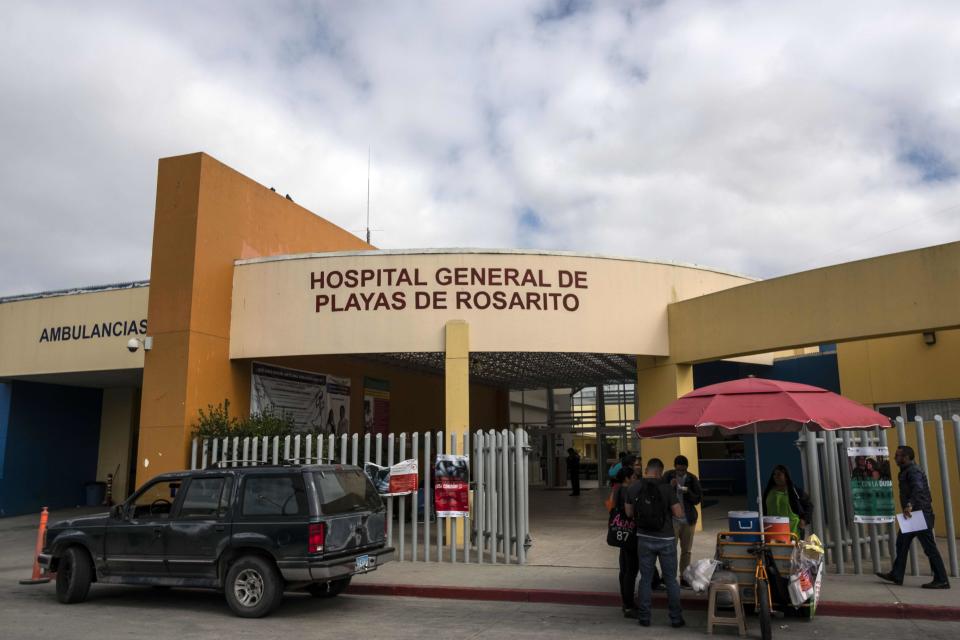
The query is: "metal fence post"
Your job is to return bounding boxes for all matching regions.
[293,435,300,463]
[514,427,526,564]
[424,430,431,562]
[450,433,457,563]
[412,432,419,563]
[823,430,845,573]
[191,439,198,470]
[363,434,371,465]
[386,434,395,547]
[840,431,862,574]
[488,429,497,564]
[351,433,359,466]
[934,416,958,577]
[436,431,444,562]
[399,433,407,562]
[803,427,825,545]
[463,431,470,563]
[475,431,484,565]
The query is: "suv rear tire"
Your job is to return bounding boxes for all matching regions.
[224,555,283,618]
[56,546,93,604]
[307,576,352,598]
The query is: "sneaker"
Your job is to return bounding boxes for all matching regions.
[622,608,638,619]
[876,572,903,586]
[638,619,651,627]
[671,619,686,629]
[921,581,950,589]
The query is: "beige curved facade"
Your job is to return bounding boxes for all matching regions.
[230,249,753,358]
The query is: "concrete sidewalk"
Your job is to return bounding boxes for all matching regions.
[350,559,959,620]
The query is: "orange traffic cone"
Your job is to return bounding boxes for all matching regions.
[19,507,52,585]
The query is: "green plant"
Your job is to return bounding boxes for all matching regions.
[193,399,296,439]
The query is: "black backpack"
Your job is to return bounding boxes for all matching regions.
[634,480,667,533]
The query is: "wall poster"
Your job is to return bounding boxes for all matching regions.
[434,454,469,517]
[363,377,390,435]
[847,446,895,523]
[250,362,325,432]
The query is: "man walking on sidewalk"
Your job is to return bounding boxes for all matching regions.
[663,455,702,587]
[626,458,686,628]
[876,446,950,589]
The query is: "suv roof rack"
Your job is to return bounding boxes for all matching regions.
[204,459,306,470]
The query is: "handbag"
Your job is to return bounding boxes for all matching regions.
[606,505,636,548]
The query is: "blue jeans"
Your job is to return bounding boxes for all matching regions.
[637,534,683,624]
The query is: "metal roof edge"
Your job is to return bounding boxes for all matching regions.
[233,248,757,281]
[0,280,150,304]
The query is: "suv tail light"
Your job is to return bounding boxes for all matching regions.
[308,523,325,554]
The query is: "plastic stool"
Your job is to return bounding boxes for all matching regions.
[706,582,746,636]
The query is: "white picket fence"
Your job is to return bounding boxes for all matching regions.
[190,428,532,565]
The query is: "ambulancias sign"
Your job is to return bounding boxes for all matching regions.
[310,266,588,313]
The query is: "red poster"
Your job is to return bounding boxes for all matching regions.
[434,454,469,517]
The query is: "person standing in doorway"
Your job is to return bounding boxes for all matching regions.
[626,458,685,628]
[567,448,581,496]
[877,446,950,589]
[662,455,702,587]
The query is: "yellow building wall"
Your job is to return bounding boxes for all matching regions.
[838,330,960,537]
[137,153,373,486]
[96,387,139,501]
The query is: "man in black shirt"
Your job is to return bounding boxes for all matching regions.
[625,458,686,628]
[877,446,950,589]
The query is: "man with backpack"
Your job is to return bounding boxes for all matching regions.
[625,458,686,628]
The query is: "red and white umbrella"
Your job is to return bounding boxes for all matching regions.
[635,377,892,519]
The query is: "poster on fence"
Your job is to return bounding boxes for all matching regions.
[325,375,351,437]
[847,446,896,523]
[434,454,469,517]
[363,377,391,436]
[250,362,325,432]
[364,459,419,496]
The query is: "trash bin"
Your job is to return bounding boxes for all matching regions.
[84,481,106,506]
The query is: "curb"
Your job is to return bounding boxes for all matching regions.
[346,583,960,622]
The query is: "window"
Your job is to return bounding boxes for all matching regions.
[241,475,307,517]
[130,480,181,519]
[314,470,381,515]
[179,478,225,518]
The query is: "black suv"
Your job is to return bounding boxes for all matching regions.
[39,463,393,617]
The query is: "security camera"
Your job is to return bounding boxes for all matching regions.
[127,338,140,353]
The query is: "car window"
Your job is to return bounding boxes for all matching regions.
[241,475,307,517]
[178,477,226,518]
[130,480,182,519]
[314,470,382,515]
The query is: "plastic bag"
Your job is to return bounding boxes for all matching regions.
[683,558,720,593]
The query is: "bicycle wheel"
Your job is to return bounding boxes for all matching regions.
[757,578,772,640]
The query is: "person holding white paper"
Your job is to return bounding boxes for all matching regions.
[876,446,950,589]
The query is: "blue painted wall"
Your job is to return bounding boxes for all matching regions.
[0,381,102,517]
[0,383,11,480]
[693,353,839,512]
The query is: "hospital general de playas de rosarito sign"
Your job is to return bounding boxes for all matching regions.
[310,266,589,313]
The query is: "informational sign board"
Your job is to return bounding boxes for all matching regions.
[364,459,418,496]
[326,375,351,437]
[250,362,325,432]
[434,454,469,517]
[847,446,895,523]
[363,377,390,435]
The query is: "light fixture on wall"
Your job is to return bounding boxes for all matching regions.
[126,336,153,353]
[922,331,937,346]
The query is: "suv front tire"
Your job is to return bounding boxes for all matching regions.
[224,555,284,618]
[55,546,93,604]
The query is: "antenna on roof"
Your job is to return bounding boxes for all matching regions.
[365,148,371,245]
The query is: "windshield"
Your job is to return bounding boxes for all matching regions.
[313,469,382,515]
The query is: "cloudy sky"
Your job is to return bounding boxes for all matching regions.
[2,1,959,296]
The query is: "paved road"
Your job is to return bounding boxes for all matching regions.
[1,584,957,640]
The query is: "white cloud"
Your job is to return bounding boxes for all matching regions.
[2,0,960,296]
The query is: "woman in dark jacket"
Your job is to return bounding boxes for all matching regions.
[612,466,639,617]
[763,465,813,538]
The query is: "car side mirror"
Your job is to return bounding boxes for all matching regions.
[111,504,125,520]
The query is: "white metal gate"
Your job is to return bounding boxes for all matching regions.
[797,415,959,578]
[190,428,531,564]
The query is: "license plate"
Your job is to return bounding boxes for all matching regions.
[355,555,370,571]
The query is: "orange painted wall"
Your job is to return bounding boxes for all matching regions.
[137,153,372,485]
